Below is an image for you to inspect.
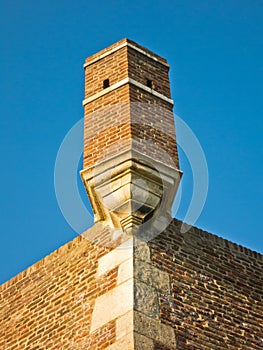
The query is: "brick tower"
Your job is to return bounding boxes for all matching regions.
[79,38,183,348]
[81,38,182,237]
[0,40,262,350]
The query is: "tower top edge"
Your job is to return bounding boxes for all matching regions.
[84,38,170,68]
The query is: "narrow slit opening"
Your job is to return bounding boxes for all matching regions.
[103,78,110,89]
[146,79,153,89]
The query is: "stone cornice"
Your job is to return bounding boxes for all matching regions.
[82,77,174,106]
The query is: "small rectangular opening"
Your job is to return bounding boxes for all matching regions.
[146,79,153,89]
[103,78,110,89]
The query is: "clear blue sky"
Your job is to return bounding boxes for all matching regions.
[1,0,262,284]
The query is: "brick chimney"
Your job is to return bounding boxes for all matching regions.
[81,38,182,237]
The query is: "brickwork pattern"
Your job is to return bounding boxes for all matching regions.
[84,46,128,99]
[84,89,131,167]
[129,92,178,167]
[0,226,118,350]
[127,46,171,98]
[1,219,262,349]
[146,219,263,349]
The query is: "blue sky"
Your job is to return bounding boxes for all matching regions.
[1,0,262,284]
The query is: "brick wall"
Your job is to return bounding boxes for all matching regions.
[0,219,262,349]
[0,226,114,349]
[146,219,263,349]
[127,46,171,98]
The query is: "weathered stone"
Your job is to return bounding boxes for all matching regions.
[97,238,133,277]
[90,279,133,332]
[134,332,154,349]
[106,332,134,350]
[134,311,176,348]
[117,257,133,285]
[134,238,151,262]
[134,258,170,293]
[115,311,133,341]
[134,279,159,318]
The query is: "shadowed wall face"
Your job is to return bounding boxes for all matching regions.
[147,220,263,349]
